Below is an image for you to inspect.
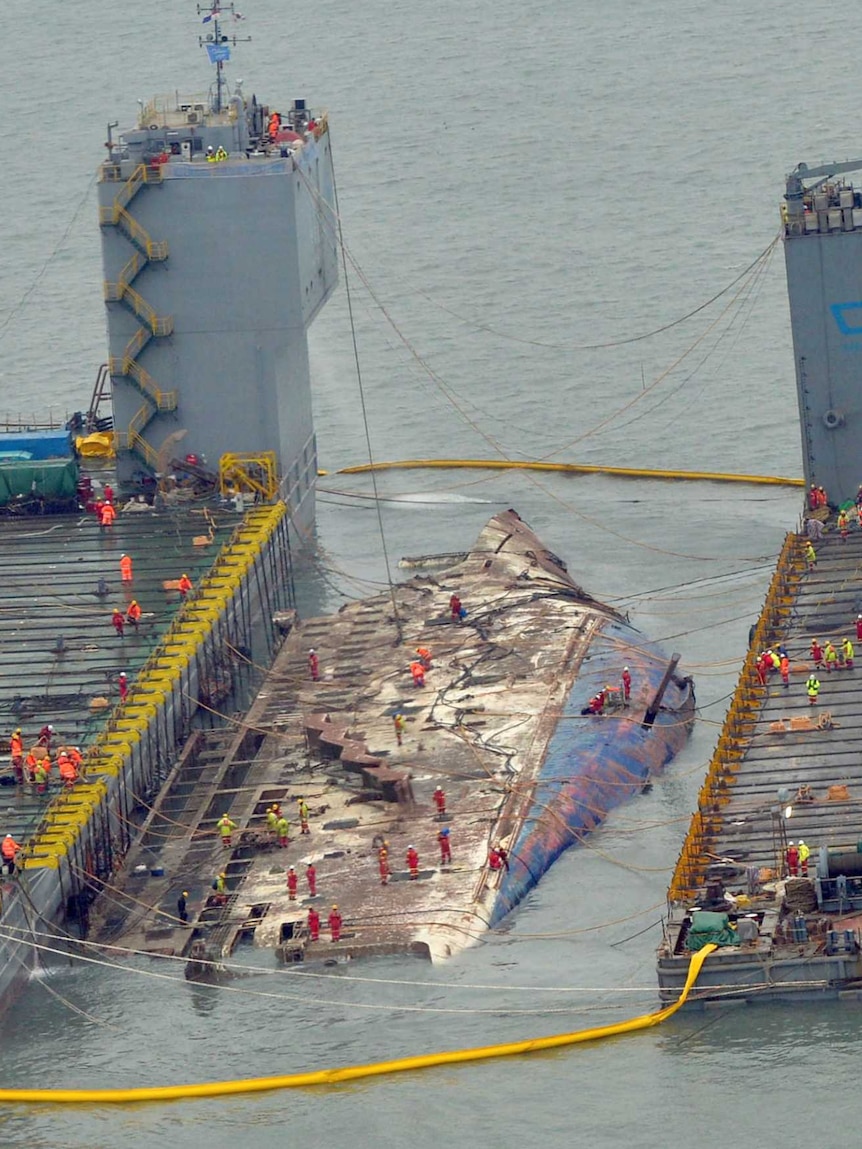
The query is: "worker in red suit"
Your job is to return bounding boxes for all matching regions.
[433,786,446,817]
[118,672,128,702]
[856,615,862,643]
[328,905,342,942]
[287,866,298,900]
[488,846,503,871]
[785,841,799,877]
[449,593,462,621]
[308,649,319,681]
[308,906,320,941]
[406,845,419,879]
[810,639,824,668]
[621,667,632,705]
[438,827,452,866]
[306,863,317,897]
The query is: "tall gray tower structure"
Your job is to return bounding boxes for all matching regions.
[97,4,338,534]
[784,159,862,504]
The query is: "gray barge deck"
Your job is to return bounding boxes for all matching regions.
[659,515,862,1004]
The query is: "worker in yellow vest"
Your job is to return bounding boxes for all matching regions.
[276,815,290,848]
[217,813,237,847]
[798,840,811,876]
[806,674,820,705]
[842,638,855,669]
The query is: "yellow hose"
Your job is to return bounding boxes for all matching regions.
[330,459,803,487]
[0,945,715,1105]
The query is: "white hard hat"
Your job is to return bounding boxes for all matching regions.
[788,841,795,846]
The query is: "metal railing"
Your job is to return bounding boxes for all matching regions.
[667,532,802,903]
[219,452,279,500]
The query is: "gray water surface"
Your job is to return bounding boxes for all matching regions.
[0,0,849,1144]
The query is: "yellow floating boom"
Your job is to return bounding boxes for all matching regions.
[0,945,714,1104]
[332,459,804,487]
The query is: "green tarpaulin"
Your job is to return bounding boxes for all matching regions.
[685,910,741,951]
[0,459,78,506]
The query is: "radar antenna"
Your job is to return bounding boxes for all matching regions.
[197,3,251,114]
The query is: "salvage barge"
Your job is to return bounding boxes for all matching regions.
[93,510,695,967]
[658,157,862,1005]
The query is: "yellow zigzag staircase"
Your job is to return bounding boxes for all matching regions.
[100,164,176,471]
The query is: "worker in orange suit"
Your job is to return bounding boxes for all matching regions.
[58,753,78,789]
[178,573,193,600]
[410,661,426,687]
[25,750,38,785]
[126,600,142,629]
[780,653,790,688]
[1,833,22,873]
[416,646,432,669]
[378,845,391,886]
[328,904,342,942]
[406,845,419,879]
[99,502,116,530]
[287,866,298,900]
[119,554,133,583]
[9,729,23,784]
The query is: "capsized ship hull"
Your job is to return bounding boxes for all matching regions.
[94,510,696,967]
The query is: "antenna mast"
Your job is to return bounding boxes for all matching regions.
[197,3,251,114]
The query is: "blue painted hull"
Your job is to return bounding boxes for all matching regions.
[490,618,694,925]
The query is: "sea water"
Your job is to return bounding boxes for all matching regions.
[0,0,853,1143]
